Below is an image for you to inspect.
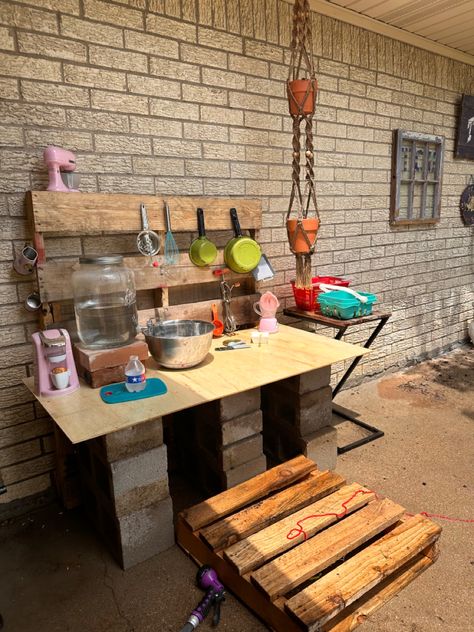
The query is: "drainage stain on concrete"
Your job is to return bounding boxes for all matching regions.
[377,348,474,410]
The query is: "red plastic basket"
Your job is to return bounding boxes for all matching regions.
[291,276,350,311]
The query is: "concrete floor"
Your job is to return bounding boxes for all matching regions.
[1,348,473,632]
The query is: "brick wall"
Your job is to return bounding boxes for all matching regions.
[0,0,473,509]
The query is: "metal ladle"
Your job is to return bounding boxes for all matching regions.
[137,203,161,259]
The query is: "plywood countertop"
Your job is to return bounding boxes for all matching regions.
[24,324,368,444]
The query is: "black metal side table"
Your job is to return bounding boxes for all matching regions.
[283,307,391,454]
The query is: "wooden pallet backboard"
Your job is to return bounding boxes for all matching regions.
[27,191,263,329]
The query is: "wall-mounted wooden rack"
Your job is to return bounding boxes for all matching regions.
[26,192,263,329]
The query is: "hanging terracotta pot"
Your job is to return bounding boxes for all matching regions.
[286,217,320,253]
[287,78,318,116]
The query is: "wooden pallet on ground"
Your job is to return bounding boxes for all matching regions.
[177,456,441,632]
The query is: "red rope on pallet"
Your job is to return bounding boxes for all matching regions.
[286,489,474,542]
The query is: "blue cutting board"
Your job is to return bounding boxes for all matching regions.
[100,378,167,404]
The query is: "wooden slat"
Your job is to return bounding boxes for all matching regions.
[283,309,392,328]
[200,470,346,552]
[27,192,262,234]
[285,514,442,630]
[323,544,438,632]
[223,484,376,575]
[252,498,405,601]
[180,456,317,531]
[37,252,250,302]
[137,294,259,327]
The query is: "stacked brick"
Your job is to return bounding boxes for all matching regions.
[77,417,174,569]
[73,340,149,388]
[192,389,266,492]
[262,367,337,471]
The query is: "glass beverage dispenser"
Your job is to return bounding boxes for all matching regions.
[72,255,138,349]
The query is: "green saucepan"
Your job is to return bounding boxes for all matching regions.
[189,207,218,267]
[224,207,261,274]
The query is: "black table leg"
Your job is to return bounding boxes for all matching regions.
[333,317,389,397]
[332,316,390,453]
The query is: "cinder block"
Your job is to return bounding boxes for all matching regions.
[263,416,300,464]
[194,410,263,450]
[281,367,331,394]
[118,496,175,569]
[222,434,263,470]
[263,386,332,435]
[222,454,267,489]
[114,479,169,517]
[102,418,163,462]
[221,410,263,445]
[219,389,261,421]
[262,366,331,395]
[110,444,168,497]
[299,426,337,472]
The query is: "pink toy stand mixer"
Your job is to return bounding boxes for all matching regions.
[253,291,280,333]
[32,329,80,397]
[43,145,79,192]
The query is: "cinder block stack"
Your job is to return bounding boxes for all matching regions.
[262,367,337,471]
[77,417,174,569]
[73,340,149,388]
[193,388,266,492]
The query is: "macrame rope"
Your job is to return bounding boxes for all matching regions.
[286,0,320,286]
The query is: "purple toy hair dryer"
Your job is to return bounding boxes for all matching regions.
[180,566,225,631]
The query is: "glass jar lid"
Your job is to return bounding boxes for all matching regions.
[79,255,124,265]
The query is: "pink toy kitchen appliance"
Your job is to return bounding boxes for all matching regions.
[32,329,80,397]
[43,145,80,192]
[253,291,280,333]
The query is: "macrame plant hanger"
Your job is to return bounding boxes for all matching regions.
[286,0,320,289]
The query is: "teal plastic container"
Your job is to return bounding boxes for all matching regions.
[317,290,377,319]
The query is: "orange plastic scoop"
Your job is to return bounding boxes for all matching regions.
[211,304,224,337]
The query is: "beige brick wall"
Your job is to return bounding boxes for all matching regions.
[0,0,473,508]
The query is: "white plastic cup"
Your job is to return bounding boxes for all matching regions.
[51,370,70,390]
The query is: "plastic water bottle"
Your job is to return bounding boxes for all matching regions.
[124,355,146,392]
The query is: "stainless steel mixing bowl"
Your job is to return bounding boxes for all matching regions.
[142,319,214,369]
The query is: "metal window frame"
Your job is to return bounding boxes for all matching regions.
[390,129,444,226]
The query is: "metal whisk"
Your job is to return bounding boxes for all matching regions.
[163,201,179,265]
[220,280,240,335]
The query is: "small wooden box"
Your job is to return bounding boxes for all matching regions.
[177,456,441,632]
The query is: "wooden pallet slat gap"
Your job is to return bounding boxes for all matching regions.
[200,470,346,552]
[251,498,405,601]
[180,456,317,532]
[223,483,376,576]
[285,514,442,630]
[322,544,438,632]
